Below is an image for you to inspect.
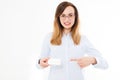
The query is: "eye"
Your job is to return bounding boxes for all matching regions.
[69,14,74,17]
[61,14,65,17]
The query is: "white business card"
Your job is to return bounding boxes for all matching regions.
[48,58,61,66]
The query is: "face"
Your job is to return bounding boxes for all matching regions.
[59,6,75,30]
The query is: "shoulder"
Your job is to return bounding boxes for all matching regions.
[45,32,53,38]
[80,34,94,47]
[81,34,88,41]
[43,32,53,41]
[41,32,53,45]
[80,35,91,45]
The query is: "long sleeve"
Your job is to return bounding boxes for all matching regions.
[36,33,52,69]
[82,36,108,69]
[39,33,51,59]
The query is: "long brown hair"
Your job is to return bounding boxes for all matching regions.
[51,1,81,45]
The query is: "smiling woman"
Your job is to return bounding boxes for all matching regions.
[37,1,108,80]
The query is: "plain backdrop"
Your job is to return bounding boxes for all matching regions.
[0,0,120,80]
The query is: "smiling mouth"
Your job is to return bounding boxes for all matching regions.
[64,22,71,25]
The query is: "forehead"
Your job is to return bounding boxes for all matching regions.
[62,6,75,14]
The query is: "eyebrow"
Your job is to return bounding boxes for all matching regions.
[61,13,74,15]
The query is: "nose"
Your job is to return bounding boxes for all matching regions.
[64,16,70,21]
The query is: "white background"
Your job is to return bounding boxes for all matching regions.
[0,0,120,80]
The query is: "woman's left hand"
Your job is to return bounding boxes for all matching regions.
[70,56,97,68]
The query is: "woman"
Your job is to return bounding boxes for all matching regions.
[38,1,108,80]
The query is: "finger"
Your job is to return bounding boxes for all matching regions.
[70,58,78,61]
[42,57,50,61]
[41,61,49,65]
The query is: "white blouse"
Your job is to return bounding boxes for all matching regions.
[39,32,108,80]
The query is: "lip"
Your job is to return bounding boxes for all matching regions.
[64,22,71,26]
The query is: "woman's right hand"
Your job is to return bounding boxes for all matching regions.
[40,57,50,68]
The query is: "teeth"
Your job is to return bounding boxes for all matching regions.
[64,23,70,25]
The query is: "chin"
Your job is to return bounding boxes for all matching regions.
[64,26,72,28]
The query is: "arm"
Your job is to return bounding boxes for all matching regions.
[82,36,108,69]
[36,33,52,69]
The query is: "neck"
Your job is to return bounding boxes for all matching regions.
[63,28,71,35]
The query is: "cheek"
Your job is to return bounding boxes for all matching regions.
[71,19,75,25]
[72,19,75,23]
